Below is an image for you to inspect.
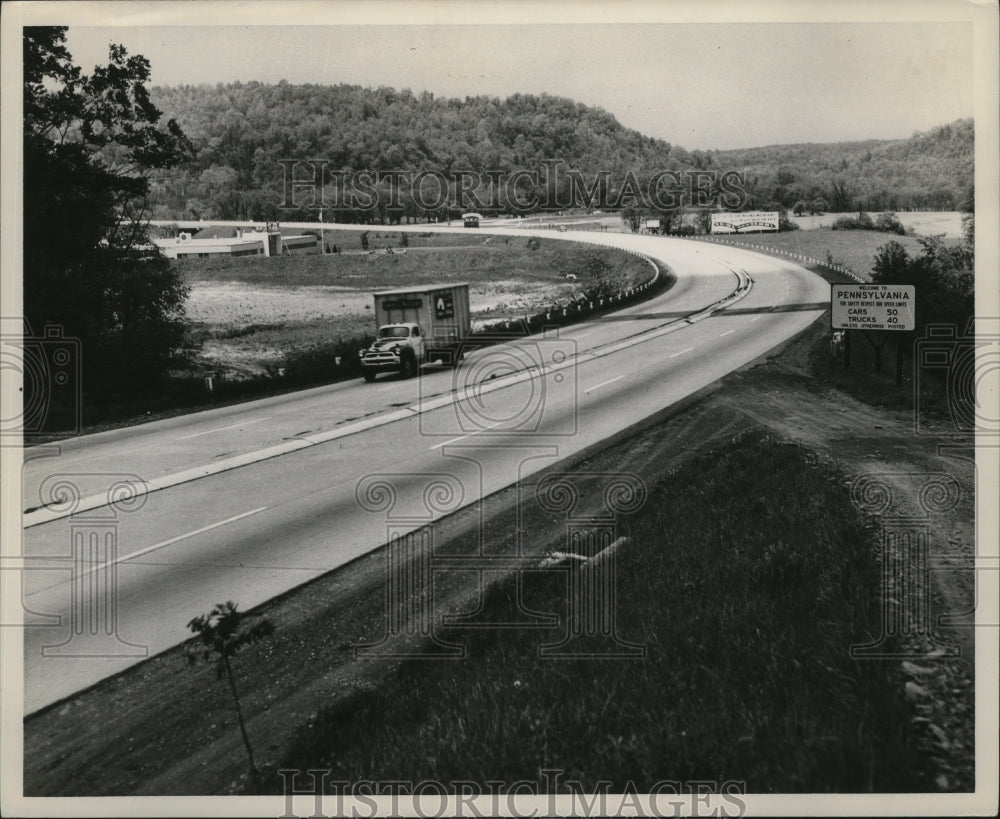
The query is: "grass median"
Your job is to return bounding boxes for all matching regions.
[270,430,922,794]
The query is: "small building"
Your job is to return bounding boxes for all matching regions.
[281,234,322,255]
[154,228,319,259]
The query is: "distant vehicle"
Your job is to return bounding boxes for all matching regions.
[359,283,471,381]
[462,212,481,228]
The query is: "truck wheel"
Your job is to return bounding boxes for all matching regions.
[362,368,376,383]
[399,355,415,379]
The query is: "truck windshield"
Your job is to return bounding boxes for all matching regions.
[379,326,411,338]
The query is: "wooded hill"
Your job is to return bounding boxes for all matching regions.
[146,81,973,222]
[714,118,973,213]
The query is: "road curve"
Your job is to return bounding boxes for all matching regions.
[17,231,829,712]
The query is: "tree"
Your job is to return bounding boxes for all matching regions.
[652,205,686,235]
[695,208,713,234]
[874,212,906,235]
[792,200,807,216]
[186,602,275,792]
[871,237,973,335]
[620,204,642,233]
[828,179,852,212]
[777,209,799,232]
[23,27,193,413]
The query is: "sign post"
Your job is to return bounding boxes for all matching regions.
[831,284,915,385]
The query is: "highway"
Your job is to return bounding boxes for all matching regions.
[17,232,830,713]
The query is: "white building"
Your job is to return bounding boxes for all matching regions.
[154,228,319,259]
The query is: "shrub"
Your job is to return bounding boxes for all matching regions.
[832,212,874,231]
[832,211,906,235]
[874,212,906,235]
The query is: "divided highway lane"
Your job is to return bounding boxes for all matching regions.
[19,236,829,712]
[21,233,734,517]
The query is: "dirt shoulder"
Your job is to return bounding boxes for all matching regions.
[22,308,975,796]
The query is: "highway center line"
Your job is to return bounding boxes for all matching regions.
[750,316,761,322]
[175,417,271,441]
[586,375,625,393]
[719,329,736,337]
[669,347,694,358]
[46,506,272,588]
[428,421,504,450]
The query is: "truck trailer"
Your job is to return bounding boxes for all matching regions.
[359,283,472,381]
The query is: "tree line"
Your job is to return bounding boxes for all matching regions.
[714,120,973,213]
[143,81,974,224]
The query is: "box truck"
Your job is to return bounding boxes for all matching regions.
[359,283,471,381]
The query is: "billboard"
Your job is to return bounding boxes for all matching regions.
[711,211,779,233]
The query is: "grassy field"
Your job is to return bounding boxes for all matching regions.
[180,238,652,377]
[697,228,935,281]
[272,432,921,793]
[788,211,964,238]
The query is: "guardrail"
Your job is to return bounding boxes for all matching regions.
[680,234,866,283]
[471,247,665,338]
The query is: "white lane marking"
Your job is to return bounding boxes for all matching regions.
[572,330,595,340]
[750,316,761,322]
[176,417,271,441]
[586,375,624,394]
[670,347,694,358]
[34,507,270,589]
[429,421,504,450]
[719,329,736,337]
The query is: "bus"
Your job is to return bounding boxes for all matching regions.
[462,212,481,228]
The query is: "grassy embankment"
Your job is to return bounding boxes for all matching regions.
[270,431,922,794]
[697,228,933,281]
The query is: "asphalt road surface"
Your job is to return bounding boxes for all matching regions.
[17,231,829,713]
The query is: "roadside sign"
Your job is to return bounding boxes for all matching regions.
[711,211,779,233]
[831,284,915,331]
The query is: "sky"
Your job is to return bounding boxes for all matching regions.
[59,19,974,152]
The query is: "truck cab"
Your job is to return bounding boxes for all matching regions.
[359,323,424,381]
